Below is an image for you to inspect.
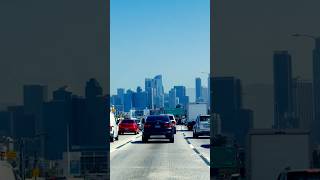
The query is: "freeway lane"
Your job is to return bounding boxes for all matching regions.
[183,130,210,163]
[110,127,210,180]
[110,132,142,153]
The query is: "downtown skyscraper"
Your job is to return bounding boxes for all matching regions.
[195,77,202,102]
[144,75,165,109]
[273,51,294,129]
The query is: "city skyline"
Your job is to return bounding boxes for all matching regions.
[111,75,209,96]
[111,74,209,112]
[110,0,210,95]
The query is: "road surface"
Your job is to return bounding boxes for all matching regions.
[110,125,210,180]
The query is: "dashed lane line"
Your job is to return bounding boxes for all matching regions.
[183,132,210,167]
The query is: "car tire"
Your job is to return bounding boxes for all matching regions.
[115,135,119,141]
[110,136,114,142]
[193,131,198,138]
[142,136,148,143]
[169,137,174,143]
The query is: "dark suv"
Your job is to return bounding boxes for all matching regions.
[142,115,174,143]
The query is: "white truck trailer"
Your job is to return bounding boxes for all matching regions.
[247,129,311,180]
[187,102,208,122]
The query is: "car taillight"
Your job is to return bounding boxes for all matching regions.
[164,123,172,128]
[144,124,151,128]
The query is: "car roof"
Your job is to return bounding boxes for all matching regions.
[160,114,174,117]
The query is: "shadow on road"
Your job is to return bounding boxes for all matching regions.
[200,144,210,149]
[177,130,191,132]
[185,136,210,140]
[131,139,171,144]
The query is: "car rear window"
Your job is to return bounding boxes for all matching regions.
[146,116,170,122]
[200,116,210,122]
[121,120,135,123]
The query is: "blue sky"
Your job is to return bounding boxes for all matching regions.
[110,0,210,95]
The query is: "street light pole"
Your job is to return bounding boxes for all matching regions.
[292,33,320,144]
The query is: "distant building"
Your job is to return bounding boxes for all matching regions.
[0,111,10,136]
[124,90,134,112]
[85,78,103,99]
[195,78,202,102]
[23,84,48,157]
[144,75,165,109]
[292,79,313,130]
[154,75,164,108]
[273,51,293,129]
[7,105,36,156]
[212,76,249,145]
[164,93,170,109]
[173,86,189,109]
[169,88,177,108]
[202,87,208,103]
[117,88,125,105]
[43,100,71,160]
[242,84,274,129]
[70,95,86,147]
[186,88,195,103]
[145,78,154,109]
[133,87,148,110]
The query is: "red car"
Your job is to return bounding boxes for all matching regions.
[118,119,139,134]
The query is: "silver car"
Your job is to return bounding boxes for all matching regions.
[193,115,210,138]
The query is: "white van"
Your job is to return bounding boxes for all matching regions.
[193,115,210,138]
[110,112,119,142]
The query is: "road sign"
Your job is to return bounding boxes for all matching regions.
[164,108,185,116]
[5,151,16,159]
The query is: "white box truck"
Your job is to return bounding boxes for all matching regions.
[187,102,208,122]
[247,129,311,180]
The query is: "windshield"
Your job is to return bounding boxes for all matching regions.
[169,116,174,120]
[146,116,170,122]
[121,120,135,123]
[200,116,210,122]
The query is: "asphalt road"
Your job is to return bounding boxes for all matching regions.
[110,125,210,180]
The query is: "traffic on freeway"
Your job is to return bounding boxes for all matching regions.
[110,110,210,180]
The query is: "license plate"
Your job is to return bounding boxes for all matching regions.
[155,125,160,128]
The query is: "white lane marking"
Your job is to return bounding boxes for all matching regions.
[110,134,142,154]
[189,144,195,149]
[183,132,210,167]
